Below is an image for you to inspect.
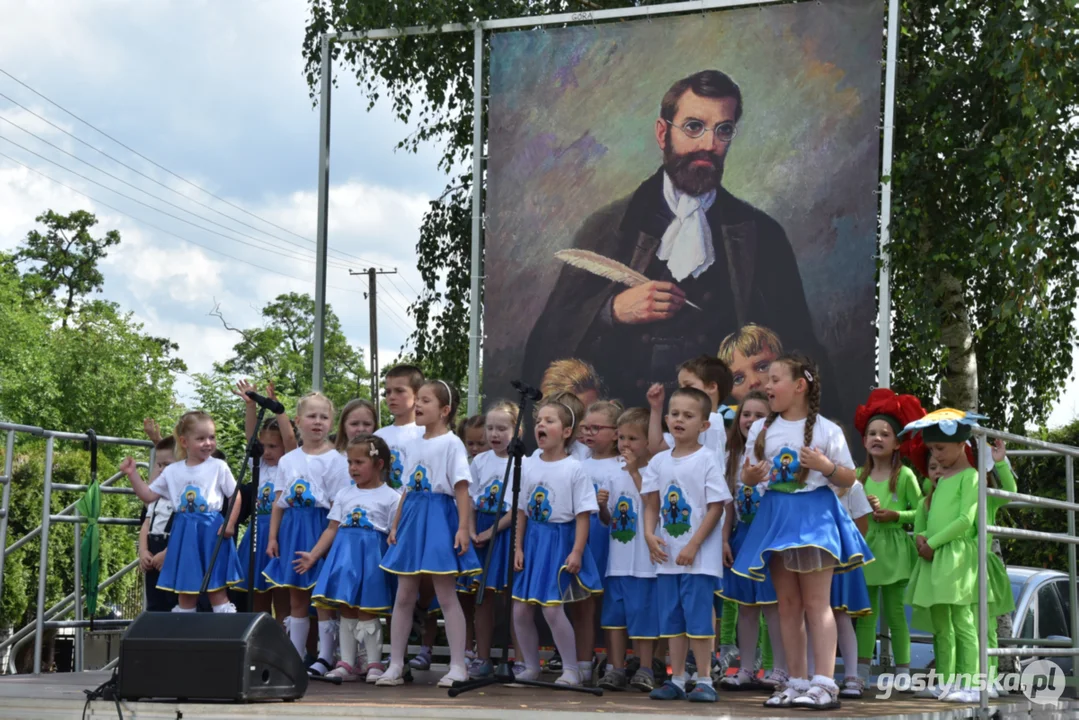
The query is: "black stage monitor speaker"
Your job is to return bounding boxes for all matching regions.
[118,612,308,702]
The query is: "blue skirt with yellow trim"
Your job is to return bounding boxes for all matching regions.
[262,506,329,590]
[720,521,777,605]
[235,513,273,592]
[313,527,394,613]
[458,511,512,592]
[380,491,481,576]
[831,564,872,616]
[157,512,244,595]
[731,486,873,582]
[588,513,608,589]
[513,520,602,605]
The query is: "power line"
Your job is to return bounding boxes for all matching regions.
[380,276,414,315]
[377,294,413,331]
[0,67,396,271]
[0,132,356,271]
[377,298,413,335]
[0,151,365,297]
[0,118,356,271]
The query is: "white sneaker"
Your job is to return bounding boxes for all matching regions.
[942,687,979,703]
[375,664,405,686]
[555,669,581,686]
[438,665,469,688]
[915,684,944,699]
[988,684,1000,699]
[514,666,541,682]
[364,662,385,684]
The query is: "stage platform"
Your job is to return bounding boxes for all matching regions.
[0,671,1072,720]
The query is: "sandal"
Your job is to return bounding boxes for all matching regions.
[306,658,334,677]
[720,668,760,690]
[839,676,864,699]
[791,681,841,710]
[764,684,800,708]
[761,668,789,688]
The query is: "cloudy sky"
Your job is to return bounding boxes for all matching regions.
[1,1,1076,427]
[0,0,439,407]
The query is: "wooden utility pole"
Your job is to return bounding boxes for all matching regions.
[351,268,397,402]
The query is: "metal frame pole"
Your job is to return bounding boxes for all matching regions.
[976,434,990,719]
[0,430,14,603]
[877,0,900,388]
[466,23,485,415]
[73,518,82,672]
[1066,457,1078,681]
[33,436,54,675]
[312,32,334,392]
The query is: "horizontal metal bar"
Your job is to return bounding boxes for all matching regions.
[987,524,1079,545]
[48,515,141,527]
[337,0,784,41]
[51,483,135,495]
[972,426,1079,459]
[999,637,1075,648]
[989,647,1079,657]
[0,422,45,435]
[43,430,153,448]
[986,487,1079,512]
[5,465,146,557]
[43,619,132,630]
[1007,449,1059,457]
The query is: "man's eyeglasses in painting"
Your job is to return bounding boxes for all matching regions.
[664,118,737,143]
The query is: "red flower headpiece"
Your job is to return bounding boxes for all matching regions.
[855,388,927,463]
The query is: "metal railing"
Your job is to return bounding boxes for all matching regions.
[973,427,1079,719]
[0,422,153,675]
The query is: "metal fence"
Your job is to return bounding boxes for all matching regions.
[0,422,153,675]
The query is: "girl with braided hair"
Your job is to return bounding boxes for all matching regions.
[730,353,872,710]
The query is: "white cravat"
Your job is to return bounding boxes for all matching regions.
[657,173,716,282]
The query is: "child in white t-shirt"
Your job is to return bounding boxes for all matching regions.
[642,388,732,703]
[596,408,660,693]
[645,355,734,468]
[512,398,601,687]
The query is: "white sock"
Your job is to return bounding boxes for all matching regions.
[858,662,871,678]
[318,619,337,662]
[577,660,592,681]
[289,616,310,657]
[671,673,687,690]
[697,675,714,688]
[340,618,359,668]
[357,619,383,667]
[172,605,196,613]
[835,612,858,678]
[211,601,236,613]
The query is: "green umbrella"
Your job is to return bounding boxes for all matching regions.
[77,431,101,620]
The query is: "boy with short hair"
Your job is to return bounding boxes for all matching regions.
[139,436,177,612]
[375,364,425,490]
[717,324,782,405]
[597,408,660,693]
[646,355,734,462]
[642,388,732,704]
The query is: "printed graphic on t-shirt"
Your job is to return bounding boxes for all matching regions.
[610,495,638,543]
[178,485,209,513]
[661,485,692,537]
[737,484,764,524]
[771,447,802,485]
[408,465,432,493]
[285,479,317,508]
[476,475,503,515]
[342,506,374,529]
[256,484,276,515]
[388,450,404,489]
[527,486,553,523]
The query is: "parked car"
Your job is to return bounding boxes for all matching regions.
[868,566,1075,676]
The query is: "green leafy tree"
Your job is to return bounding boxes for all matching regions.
[213,292,370,412]
[889,0,1079,428]
[14,210,120,328]
[303,1,1079,430]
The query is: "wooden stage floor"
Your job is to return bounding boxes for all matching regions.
[0,669,1060,720]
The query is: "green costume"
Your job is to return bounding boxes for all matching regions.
[856,466,923,663]
[905,467,980,684]
[979,459,1018,683]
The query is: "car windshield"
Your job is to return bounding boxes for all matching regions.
[1011,580,1024,604]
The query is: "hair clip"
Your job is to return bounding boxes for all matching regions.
[803,369,813,383]
[368,444,379,457]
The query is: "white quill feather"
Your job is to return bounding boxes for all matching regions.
[553,249,702,310]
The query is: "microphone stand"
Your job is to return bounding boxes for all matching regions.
[449,381,603,698]
[244,439,264,611]
[200,405,268,598]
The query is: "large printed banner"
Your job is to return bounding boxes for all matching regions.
[483,0,884,439]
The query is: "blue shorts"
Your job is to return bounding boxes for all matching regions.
[657,573,719,639]
[600,576,659,640]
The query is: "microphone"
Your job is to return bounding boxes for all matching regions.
[511,380,542,401]
[245,391,285,415]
